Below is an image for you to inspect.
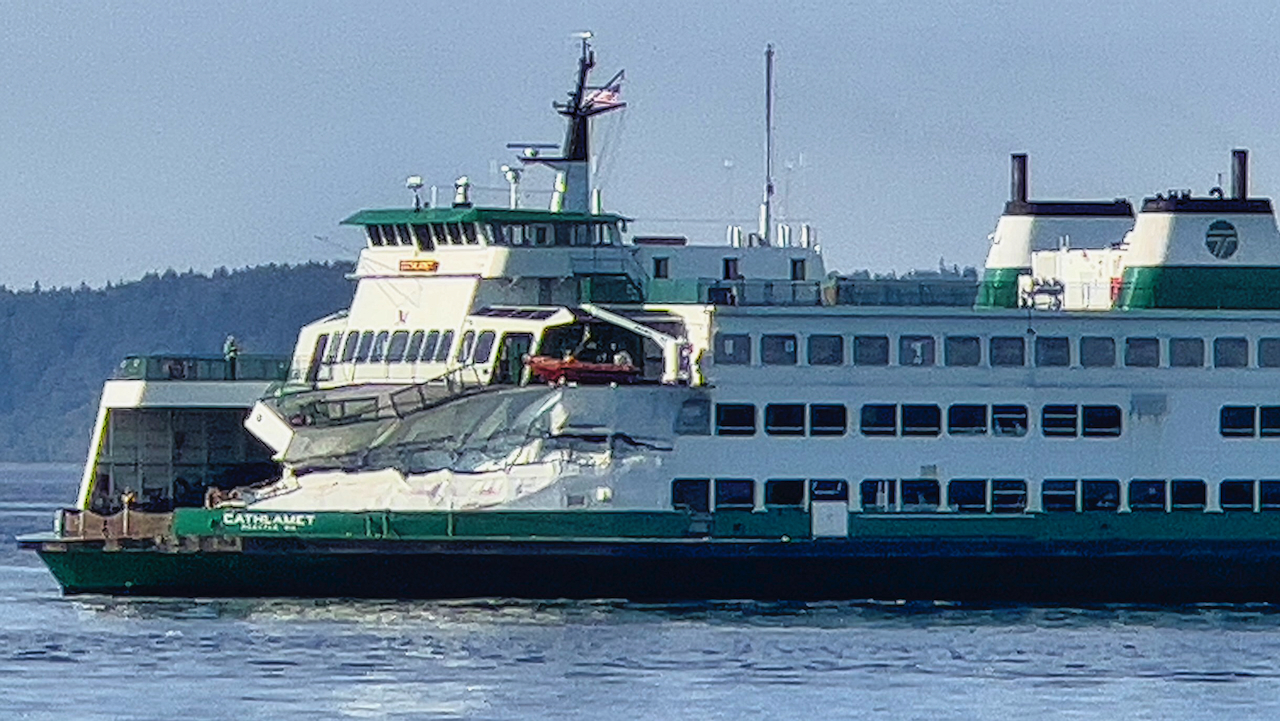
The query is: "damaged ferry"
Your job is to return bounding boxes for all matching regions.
[23,41,1280,603]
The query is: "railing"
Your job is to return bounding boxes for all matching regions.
[114,354,291,382]
[646,278,823,306]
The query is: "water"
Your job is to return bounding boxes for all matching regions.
[5,464,1280,720]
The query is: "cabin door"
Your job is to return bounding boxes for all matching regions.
[810,479,850,538]
[494,332,534,384]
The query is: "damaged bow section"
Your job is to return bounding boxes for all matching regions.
[239,384,703,512]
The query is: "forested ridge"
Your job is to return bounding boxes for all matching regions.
[0,262,353,461]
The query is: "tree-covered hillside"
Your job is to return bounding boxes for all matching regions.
[0,262,353,461]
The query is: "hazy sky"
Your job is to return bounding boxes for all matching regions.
[3,1,1280,288]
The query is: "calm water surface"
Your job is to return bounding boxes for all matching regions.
[3,463,1280,720]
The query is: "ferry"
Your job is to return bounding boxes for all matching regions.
[22,41,1280,603]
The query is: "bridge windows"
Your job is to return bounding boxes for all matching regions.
[474,331,497,364]
[369,331,390,362]
[421,331,441,362]
[405,331,424,361]
[386,331,409,362]
[435,330,455,362]
[456,331,476,363]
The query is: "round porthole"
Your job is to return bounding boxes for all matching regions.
[1206,220,1239,259]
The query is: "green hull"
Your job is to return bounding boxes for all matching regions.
[26,508,1280,602]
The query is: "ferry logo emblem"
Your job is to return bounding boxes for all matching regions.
[400,259,440,272]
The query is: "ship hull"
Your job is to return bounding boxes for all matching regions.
[30,537,1280,603]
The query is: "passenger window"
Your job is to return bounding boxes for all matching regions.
[901,404,941,436]
[1262,406,1280,437]
[474,331,497,364]
[761,334,799,365]
[1262,480,1280,510]
[1128,479,1166,511]
[1125,337,1160,367]
[1214,337,1250,368]
[672,479,710,512]
[1082,405,1122,437]
[456,331,476,363]
[809,404,847,436]
[369,331,390,362]
[807,334,843,365]
[765,479,805,506]
[992,405,1029,437]
[990,336,1026,367]
[435,330,455,362]
[899,335,935,366]
[1042,479,1078,512]
[386,331,409,363]
[1220,479,1255,511]
[945,336,981,367]
[853,335,890,366]
[901,479,940,511]
[1169,337,1205,367]
[715,479,755,510]
[764,403,805,435]
[860,404,897,436]
[341,331,361,363]
[992,479,1027,513]
[1042,405,1078,437]
[1034,336,1070,367]
[714,333,752,365]
[1220,406,1257,437]
[674,398,711,436]
[860,479,895,511]
[948,479,986,512]
[1080,336,1116,367]
[1260,338,1280,368]
[421,331,441,362]
[715,403,756,436]
[947,404,987,435]
[1171,479,1206,510]
[355,331,375,362]
[1082,479,1120,511]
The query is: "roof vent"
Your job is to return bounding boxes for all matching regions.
[453,176,472,208]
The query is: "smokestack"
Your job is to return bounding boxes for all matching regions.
[1232,149,1249,200]
[1011,153,1028,204]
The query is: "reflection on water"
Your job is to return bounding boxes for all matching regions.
[6,465,1280,720]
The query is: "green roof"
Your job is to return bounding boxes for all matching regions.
[341,207,630,226]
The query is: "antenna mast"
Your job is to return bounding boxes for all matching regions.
[759,44,775,245]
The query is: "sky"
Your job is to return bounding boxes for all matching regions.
[3,1,1280,288]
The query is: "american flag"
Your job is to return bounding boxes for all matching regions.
[585,70,625,109]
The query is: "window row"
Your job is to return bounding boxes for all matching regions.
[670,477,1280,514]
[1220,406,1280,438]
[713,332,1280,369]
[319,328,497,366]
[711,403,1121,438]
[365,221,622,250]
